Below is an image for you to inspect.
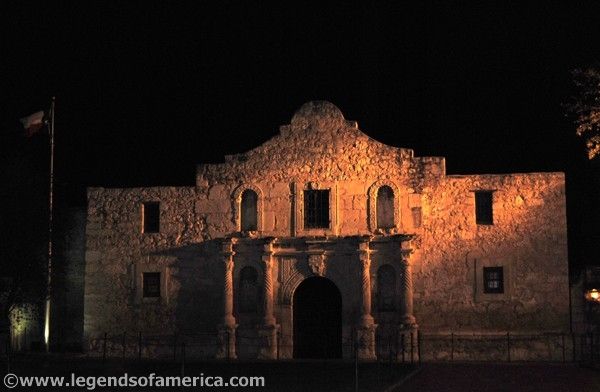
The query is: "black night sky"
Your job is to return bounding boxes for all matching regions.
[2,2,600,272]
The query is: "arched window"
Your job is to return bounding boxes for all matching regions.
[238,266,259,313]
[240,189,258,231]
[376,186,395,229]
[377,264,396,312]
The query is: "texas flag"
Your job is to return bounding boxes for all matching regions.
[19,110,46,137]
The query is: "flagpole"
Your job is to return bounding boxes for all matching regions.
[44,96,55,352]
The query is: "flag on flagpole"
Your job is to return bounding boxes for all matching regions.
[20,110,46,137]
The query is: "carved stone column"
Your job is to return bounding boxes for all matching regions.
[398,240,418,362]
[216,238,237,359]
[258,238,279,359]
[399,245,416,328]
[356,236,377,360]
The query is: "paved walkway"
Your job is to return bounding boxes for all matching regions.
[398,363,600,392]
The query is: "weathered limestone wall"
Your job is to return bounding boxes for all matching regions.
[197,102,414,185]
[414,173,569,335]
[83,186,225,354]
[82,101,570,360]
[82,102,442,356]
[194,101,444,239]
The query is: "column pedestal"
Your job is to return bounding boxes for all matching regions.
[396,325,419,363]
[356,324,377,360]
[258,324,280,359]
[216,324,238,360]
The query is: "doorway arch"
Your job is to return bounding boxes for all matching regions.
[293,277,342,359]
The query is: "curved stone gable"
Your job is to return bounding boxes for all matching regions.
[197,101,416,184]
[83,100,569,362]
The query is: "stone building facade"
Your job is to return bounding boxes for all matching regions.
[83,101,570,360]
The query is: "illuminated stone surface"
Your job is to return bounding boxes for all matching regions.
[83,101,569,360]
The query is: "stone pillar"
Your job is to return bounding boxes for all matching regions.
[259,239,279,359]
[398,240,418,362]
[399,246,416,328]
[356,236,377,360]
[216,238,237,359]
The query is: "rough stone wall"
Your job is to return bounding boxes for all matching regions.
[194,101,444,239]
[83,186,223,347]
[83,101,570,360]
[197,101,415,185]
[414,173,570,334]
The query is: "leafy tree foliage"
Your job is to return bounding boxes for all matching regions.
[566,67,600,159]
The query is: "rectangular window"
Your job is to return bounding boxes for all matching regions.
[142,202,160,233]
[475,191,493,225]
[143,272,161,297]
[304,190,330,229]
[483,267,504,294]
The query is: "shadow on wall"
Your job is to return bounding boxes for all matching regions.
[157,241,224,329]
[415,178,569,333]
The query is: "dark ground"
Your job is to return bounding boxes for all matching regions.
[3,354,600,391]
[1,354,415,391]
[398,362,600,392]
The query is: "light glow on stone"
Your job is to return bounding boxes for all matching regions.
[585,288,600,302]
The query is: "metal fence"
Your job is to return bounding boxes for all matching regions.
[82,330,600,364]
[4,330,599,365]
[86,331,419,363]
[420,332,600,363]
